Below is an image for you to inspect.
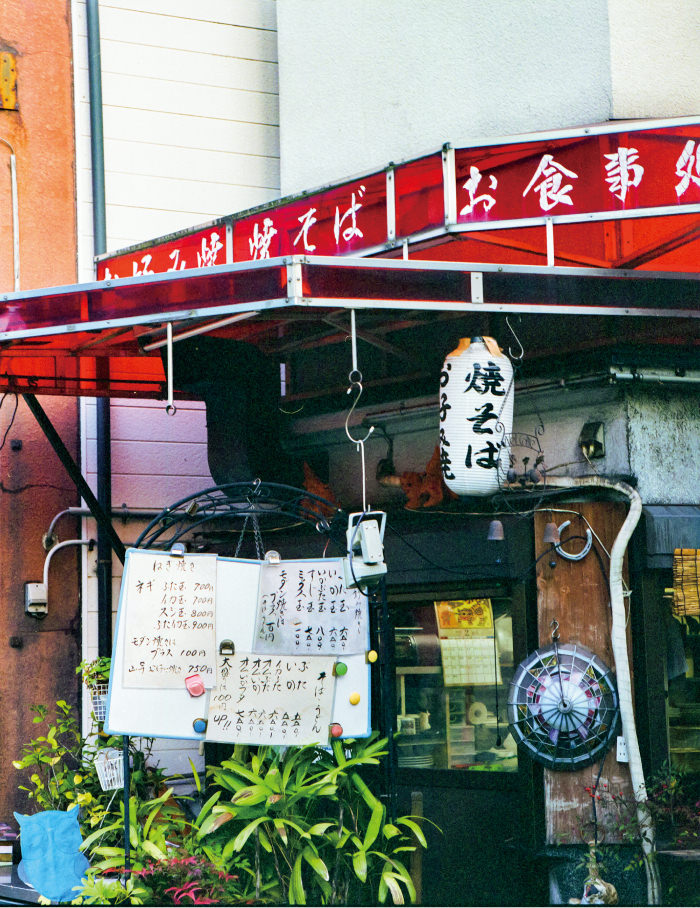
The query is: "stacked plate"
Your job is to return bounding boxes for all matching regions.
[398,752,434,768]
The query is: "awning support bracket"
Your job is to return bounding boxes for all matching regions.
[22,393,126,564]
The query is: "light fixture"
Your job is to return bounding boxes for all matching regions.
[542,522,560,546]
[487,519,505,541]
[578,421,605,459]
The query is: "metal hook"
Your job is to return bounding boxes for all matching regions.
[505,316,524,361]
[550,619,560,642]
[344,374,374,446]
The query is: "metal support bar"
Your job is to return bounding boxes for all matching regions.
[377,577,397,823]
[123,736,131,876]
[22,394,126,565]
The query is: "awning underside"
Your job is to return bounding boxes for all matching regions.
[0,257,697,400]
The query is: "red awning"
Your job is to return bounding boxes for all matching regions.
[0,118,698,399]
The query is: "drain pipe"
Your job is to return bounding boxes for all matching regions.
[86,0,113,660]
[546,475,661,905]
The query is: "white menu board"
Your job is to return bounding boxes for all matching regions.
[207,653,336,745]
[105,549,372,743]
[255,559,367,655]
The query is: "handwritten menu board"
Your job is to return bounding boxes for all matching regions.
[106,550,372,743]
[255,560,367,655]
[122,551,218,689]
[207,653,336,745]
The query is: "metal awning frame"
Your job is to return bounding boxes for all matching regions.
[1,255,699,352]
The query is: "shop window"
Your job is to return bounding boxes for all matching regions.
[667,614,700,774]
[667,548,700,774]
[393,591,518,772]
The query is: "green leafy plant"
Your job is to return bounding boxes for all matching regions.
[83,786,193,873]
[76,657,112,689]
[13,700,184,864]
[13,701,107,816]
[71,871,149,905]
[196,734,429,905]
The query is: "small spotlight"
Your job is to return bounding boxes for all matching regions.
[488,519,505,541]
[543,522,560,546]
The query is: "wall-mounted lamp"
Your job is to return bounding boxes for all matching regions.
[487,519,505,541]
[578,421,605,459]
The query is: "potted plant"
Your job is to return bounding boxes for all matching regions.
[76,657,112,721]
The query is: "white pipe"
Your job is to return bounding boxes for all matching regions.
[546,476,661,904]
[43,538,95,606]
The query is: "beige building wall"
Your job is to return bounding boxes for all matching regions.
[608,0,700,119]
[71,1,281,769]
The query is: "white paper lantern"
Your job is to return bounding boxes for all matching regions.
[438,336,514,496]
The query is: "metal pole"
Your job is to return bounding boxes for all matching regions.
[86,0,114,662]
[378,577,397,822]
[22,394,125,564]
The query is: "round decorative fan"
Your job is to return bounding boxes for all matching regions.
[507,639,619,770]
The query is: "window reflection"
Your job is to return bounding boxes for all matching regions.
[394,596,517,772]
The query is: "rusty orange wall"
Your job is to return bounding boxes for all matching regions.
[0,1,80,821]
[535,502,635,845]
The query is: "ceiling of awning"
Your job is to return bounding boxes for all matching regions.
[0,256,697,402]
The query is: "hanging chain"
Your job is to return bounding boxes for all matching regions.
[252,513,264,559]
[234,514,250,558]
[234,480,265,559]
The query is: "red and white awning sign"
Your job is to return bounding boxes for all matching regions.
[97,118,700,279]
[0,118,696,400]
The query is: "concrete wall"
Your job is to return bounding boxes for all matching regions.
[627,385,700,504]
[287,383,633,514]
[608,0,700,119]
[277,0,613,194]
[288,380,700,516]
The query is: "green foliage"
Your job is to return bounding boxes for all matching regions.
[71,872,149,905]
[16,699,432,905]
[196,734,428,905]
[13,701,109,816]
[76,657,112,689]
[13,700,187,869]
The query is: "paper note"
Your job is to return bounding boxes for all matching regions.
[122,550,218,689]
[254,560,367,655]
[207,653,336,744]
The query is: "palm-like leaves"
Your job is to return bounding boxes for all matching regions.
[196,734,427,905]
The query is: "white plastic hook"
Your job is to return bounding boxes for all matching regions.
[555,520,593,561]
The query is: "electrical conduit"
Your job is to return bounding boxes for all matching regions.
[546,475,661,904]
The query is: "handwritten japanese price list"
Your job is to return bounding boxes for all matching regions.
[207,654,336,745]
[122,551,218,689]
[255,561,367,655]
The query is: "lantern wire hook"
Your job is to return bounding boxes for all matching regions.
[505,316,524,361]
[345,310,374,511]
